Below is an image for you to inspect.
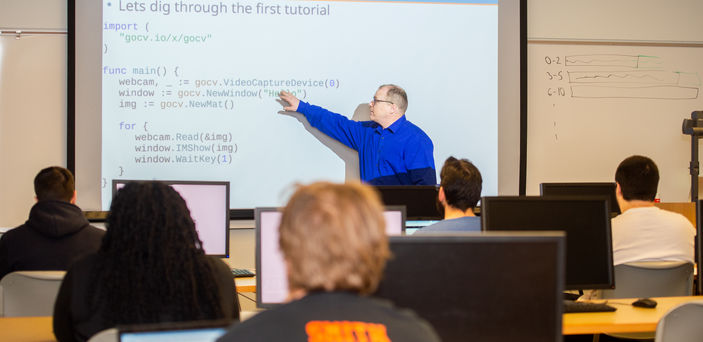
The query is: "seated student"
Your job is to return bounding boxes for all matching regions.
[611,155,695,265]
[217,182,440,342]
[53,182,239,342]
[0,166,104,280]
[415,156,482,234]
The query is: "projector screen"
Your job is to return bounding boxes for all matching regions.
[72,0,524,212]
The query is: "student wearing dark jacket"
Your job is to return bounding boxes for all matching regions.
[0,166,104,280]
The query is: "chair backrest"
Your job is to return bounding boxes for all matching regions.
[601,261,693,299]
[0,271,65,317]
[87,328,118,342]
[655,300,703,342]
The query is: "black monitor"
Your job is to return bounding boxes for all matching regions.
[112,180,230,257]
[373,233,564,342]
[481,196,614,290]
[373,185,442,220]
[255,205,406,308]
[540,182,621,217]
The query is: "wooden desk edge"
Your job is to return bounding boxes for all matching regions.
[235,276,256,293]
[563,296,703,335]
[564,322,656,335]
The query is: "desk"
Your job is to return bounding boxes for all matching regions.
[5,296,699,341]
[0,279,256,342]
[563,296,703,335]
[0,316,54,342]
[235,276,256,293]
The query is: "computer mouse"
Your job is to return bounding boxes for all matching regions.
[632,298,657,308]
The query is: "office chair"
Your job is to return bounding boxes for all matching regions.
[600,261,694,299]
[598,261,693,341]
[87,328,118,342]
[655,300,703,342]
[0,271,65,317]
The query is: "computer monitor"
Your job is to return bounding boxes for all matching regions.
[481,196,614,290]
[255,205,406,308]
[373,233,564,342]
[540,182,621,217]
[374,185,442,220]
[112,180,230,257]
[118,320,229,342]
[404,220,441,235]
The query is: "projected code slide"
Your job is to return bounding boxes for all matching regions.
[101,0,498,209]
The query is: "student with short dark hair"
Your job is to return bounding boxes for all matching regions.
[218,182,440,342]
[415,156,482,234]
[612,155,695,265]
[53,182,239,342]
[0,166,104,280]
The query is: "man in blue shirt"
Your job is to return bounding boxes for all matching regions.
[415,156,482,234]
[279,84,436,185]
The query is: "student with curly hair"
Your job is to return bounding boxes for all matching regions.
[53,181,239,342]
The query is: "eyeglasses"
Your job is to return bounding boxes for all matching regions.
[371,98,394,105]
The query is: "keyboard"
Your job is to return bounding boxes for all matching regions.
[563,292,581,301]
[563,300,616,313]
[231,268,255,278]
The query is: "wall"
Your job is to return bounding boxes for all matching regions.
[0,0,67,227]
[4,0,703,229]
[526,0,703,201]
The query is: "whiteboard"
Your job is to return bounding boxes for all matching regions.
[527,43,703,201]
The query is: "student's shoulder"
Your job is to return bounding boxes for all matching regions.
[355,296,441,341]
[63,253,101,282]
[218,306,299,341]
[0,227,19,241]
[0,224,35,247]
[657,208,696,229]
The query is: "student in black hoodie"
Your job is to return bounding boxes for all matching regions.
[0,166,104,280]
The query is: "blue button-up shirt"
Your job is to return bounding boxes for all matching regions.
[298,101,436,185]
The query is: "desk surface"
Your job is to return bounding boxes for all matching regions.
[0,316,54,342]
[0,278,255,342]
[235,276,255,292]
[563,296,703,335]
[5,295,701,341]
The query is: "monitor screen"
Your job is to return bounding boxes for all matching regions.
[255,206,406,308]
[374,186,442,220]
[113,180,230,257]
[540,182,620,216]
[119,321,229,342]
[120,328,226,342]
[481,196,614,290]
[373,233,564,342]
